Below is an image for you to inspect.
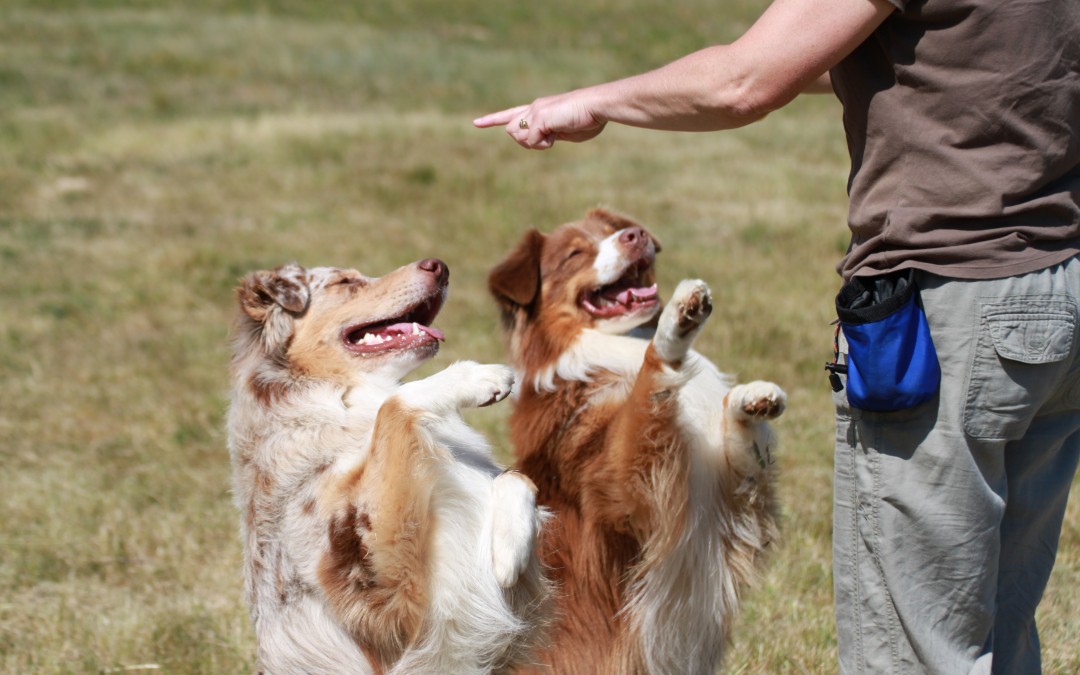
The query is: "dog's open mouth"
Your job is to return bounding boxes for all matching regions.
[342,294,446,355]
[581,258,660,318]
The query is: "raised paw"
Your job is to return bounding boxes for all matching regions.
[451,361,515,409]
[397,361,514,413]
[728,381,787,420]
[654,279,712,363]
[490,471,540,588]
[671,279,713,336]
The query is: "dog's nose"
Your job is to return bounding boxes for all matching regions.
[418,258,449,284]
[619,227,645,246]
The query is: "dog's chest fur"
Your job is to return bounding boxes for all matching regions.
[510,329,777,672]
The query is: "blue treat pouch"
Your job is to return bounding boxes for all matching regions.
[835,270,940,411]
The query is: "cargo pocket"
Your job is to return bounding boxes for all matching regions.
[964,301,1076,441]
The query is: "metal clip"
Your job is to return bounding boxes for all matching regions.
[826,323,847,392]
[825,362,847,392]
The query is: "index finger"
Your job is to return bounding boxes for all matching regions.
[473,105,528,129]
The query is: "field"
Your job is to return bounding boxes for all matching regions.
[1,1,1077,672]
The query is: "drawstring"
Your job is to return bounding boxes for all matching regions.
[825,323,847,392]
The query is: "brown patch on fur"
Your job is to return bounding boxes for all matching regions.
[254,467,275,496]
[506,347,693,671]
[590,346,689,537]
[361,646,388,675]
[248,365,291,407]
[316,398,438,667]
[276,566,289,606]
[322,505,376,594]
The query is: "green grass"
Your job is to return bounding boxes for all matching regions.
[1,1,1076,673]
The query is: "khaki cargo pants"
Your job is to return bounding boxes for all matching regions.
[833,256,1080,675]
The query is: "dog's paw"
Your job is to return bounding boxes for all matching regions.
[490,471,540,588]
[671,279,713,335]
[654,279,712,362]
[728,381,787,420]
[445,361,515,409]
[397,361,514,413]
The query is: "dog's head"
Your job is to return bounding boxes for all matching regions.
[234,259,449,389]
[488,208,662,365]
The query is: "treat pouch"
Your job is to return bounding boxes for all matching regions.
[836,270,940,412]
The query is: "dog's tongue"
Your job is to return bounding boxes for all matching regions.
[384,322,445,341]
[607,284,659,305]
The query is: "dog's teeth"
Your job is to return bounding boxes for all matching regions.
[412,322,421,335]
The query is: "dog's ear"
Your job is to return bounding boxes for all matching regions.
[236,263,310,353]
[238,263,310,322]
[586,207,662,252]
[489,229,545,311]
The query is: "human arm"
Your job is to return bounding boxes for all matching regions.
[803,71,835,94]
[472,0,894,149]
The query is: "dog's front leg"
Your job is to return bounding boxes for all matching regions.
[353,362,515,595]
[652,279,712,364]
[317,396,449,664]
[396,362,543,589]
[394,360,515,415]
[317,365,514,663]
[721,380,786,474]
[490,470,542,588]
[589,281,714,533]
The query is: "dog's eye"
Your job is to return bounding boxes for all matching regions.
[564,250,583,263]
[334,277,360,286]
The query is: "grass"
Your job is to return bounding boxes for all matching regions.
[1,1,1076,673]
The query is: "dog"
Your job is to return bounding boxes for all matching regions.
[227,259,551,674]
[488,208,786,674]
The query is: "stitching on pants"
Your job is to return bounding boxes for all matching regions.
[847,426,864,674]
[867,419,902,673]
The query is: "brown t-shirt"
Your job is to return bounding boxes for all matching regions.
[830,0,1080,281]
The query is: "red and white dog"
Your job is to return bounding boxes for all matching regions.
[489,209,785,674]
[227,259,551,674]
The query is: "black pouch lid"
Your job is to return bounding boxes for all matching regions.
[836,269,916,325]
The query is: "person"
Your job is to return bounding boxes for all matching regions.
[473,0,1080,672]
